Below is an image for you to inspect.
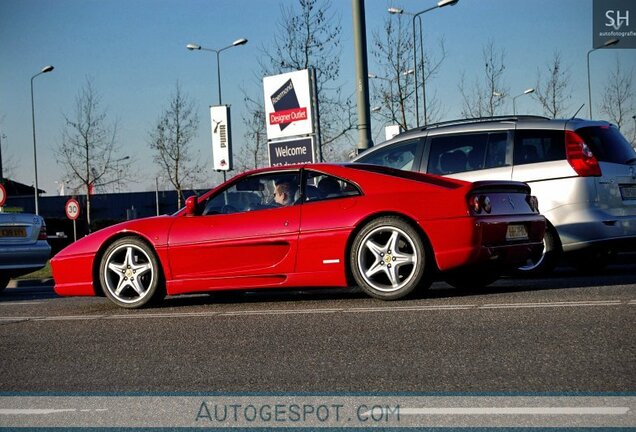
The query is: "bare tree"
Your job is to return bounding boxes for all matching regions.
[534,51,571,118]
[148,83,203,208]
[601,57,634,131]
[0,122,17,180]
[237,0,355,169]
[235,99,268,172]
[459,41,508,118]
[58,79,130,229]
[370,13,447,130]
[370,13,415,131]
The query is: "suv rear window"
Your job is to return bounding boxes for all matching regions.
[356,139,419,171]
[513,130,565,165]
[576,126,636,165]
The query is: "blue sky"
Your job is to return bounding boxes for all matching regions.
[1,0,634,195]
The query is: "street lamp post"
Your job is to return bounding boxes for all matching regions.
[512,88,535,115]
[114,156,130,193]
[587,38,619,119]
[389,0,458,127]
[187,39,247,182]
[186,38,248,105]
[30,65,54,215]
[368,73,396,123]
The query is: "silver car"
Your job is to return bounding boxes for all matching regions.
[0,212,51,290]
[354,116,636,275]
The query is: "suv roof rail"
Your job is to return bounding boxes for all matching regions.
[415,115,551,131]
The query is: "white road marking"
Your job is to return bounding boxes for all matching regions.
[0,408,77,415]
[375,406,631,416]
[0,299,632,323]
[481,300,623,309]
[0,302,44,306]
[0,408,109,415]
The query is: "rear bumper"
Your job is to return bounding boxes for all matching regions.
[427,215,546,271]
[0,242,51,277]
[548,206,636,253]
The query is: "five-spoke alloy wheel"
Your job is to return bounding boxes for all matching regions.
[99,237,164,308]
[350,217,430,300]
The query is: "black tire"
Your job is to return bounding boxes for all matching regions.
[350,216,431,300]
[99,237,165,308]
[515,223,562,277]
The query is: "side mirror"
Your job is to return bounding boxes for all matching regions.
[184,195,199,216]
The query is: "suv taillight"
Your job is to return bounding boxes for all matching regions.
[38,221,48,241]
[565,130,601,177]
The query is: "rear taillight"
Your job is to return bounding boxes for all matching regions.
[38,221,48,241]
[526,195,539,213]
[565,130,601,177]
[469,195,492,214]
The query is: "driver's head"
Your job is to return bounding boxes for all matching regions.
[274,182,295,205]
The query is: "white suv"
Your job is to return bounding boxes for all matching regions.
[354,116,636,275]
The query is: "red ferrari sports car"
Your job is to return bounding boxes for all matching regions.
[51,163,545,308]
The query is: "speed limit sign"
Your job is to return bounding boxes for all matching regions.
[65,198,80,220]
[0,184,6,207]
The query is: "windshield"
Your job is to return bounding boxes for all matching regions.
[576,125,636,165]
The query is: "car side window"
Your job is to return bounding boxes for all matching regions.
[356,139,419,171]
[427,133,509,175]
[302,171,360,202]
[513,130,565,165]
[202,172,300,215]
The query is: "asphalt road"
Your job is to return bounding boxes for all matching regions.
[0,260,634,393]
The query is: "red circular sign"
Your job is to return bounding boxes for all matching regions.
[0,184,6,207]
[65,198,80,220]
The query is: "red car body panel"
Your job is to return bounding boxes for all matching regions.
[51,163,545,299]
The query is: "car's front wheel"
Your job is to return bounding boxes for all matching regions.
[350,216,431,300]
[99,237,164,308]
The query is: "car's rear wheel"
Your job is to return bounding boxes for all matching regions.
[350,216,430,300]
[99,237,164,308]
[515,223,561,276]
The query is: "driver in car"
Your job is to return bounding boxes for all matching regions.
[273,181,297,206]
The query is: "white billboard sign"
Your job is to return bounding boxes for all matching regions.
[210,105,232,171]
[263,69,314,140]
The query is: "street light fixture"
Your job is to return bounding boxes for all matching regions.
[512,88,535,115]
[389,0,458,127]
[114,156,130,193]
[587,38,619,119]
[369,73,396,120]
[186,38,248,105]
[31,65,54,215]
